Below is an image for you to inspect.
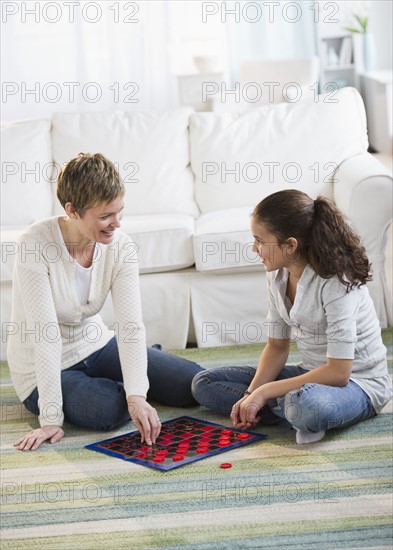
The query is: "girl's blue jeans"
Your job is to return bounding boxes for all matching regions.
[23,337,203,431]
[191,365,376,433]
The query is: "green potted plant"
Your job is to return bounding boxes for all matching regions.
[344,7,374,72]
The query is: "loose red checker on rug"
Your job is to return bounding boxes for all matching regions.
[85,416,267,471]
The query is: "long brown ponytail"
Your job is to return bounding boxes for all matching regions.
[253,190,372,291]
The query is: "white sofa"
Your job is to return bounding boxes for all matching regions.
[1,88,392,360]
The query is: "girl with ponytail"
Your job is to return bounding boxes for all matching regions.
[192,190,392,444]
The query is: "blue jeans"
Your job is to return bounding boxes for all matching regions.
[23,337,203,431]
[191,365,376,433]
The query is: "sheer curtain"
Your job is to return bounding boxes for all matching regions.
[1,1,178,121]
[225,0,318,83]
[1,0,318,122]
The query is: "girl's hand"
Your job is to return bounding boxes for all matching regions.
[229,394,250,429]
[230,388,267,430]
[14,425,64,451]
[127,395,161,445]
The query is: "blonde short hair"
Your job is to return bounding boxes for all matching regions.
[57,153,124,216]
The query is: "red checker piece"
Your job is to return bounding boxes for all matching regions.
[220,430,232,435]
[155,450,169,456]
[218,440,231,447]
[220,462,233,469]
[153,456,166,463]
[172,455,185,462]
[237,433,251,440]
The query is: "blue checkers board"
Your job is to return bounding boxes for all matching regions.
[85,416,267,471]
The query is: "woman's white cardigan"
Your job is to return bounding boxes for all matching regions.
[7,217,149,426]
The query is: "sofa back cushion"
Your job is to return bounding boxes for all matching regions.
[1,119,53,226]
[190,87,368,214]
[51,109,199,217]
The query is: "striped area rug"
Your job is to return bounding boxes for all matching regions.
[1,333,392,549]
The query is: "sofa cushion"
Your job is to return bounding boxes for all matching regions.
[190,87,368,214]
[0,215,195,283]
[121,214,195,273]
[194,207,260,273]
[51,109,199,218]
[1,119,53,225]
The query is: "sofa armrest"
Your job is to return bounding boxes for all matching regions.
[333,152,393,326]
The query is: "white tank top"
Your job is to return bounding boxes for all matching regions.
[57,220,92,304]
[74,262,93,305]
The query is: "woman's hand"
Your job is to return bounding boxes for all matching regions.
[14,425,64,451]
[127,395,161,445]
[230,388,268,430]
